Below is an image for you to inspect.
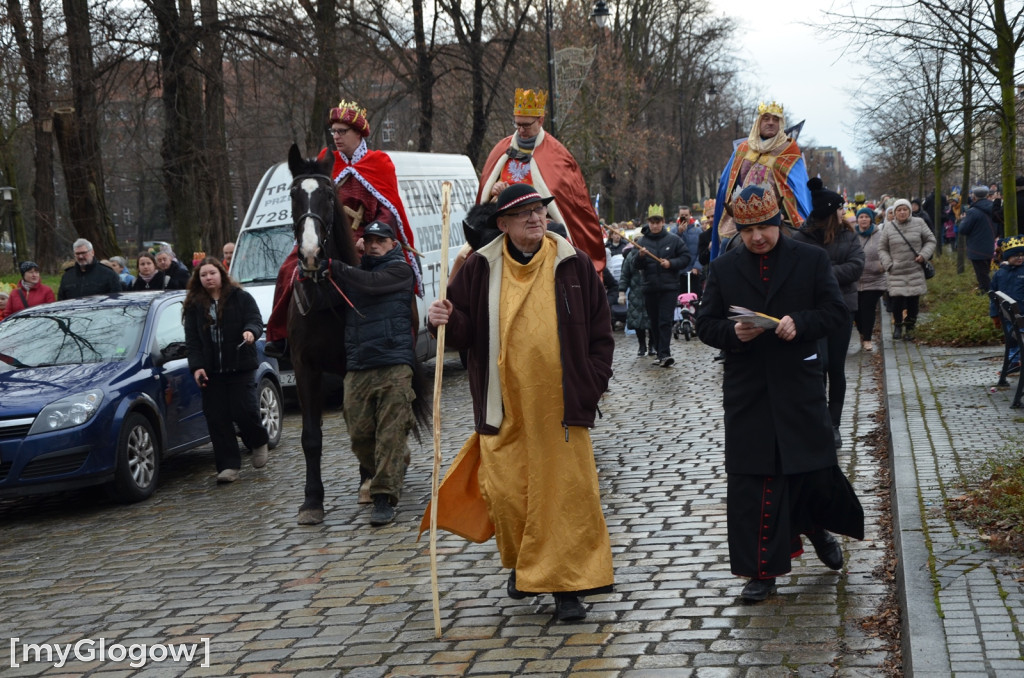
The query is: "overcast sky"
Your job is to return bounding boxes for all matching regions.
[722,0,872,169]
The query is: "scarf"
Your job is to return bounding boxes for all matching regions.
[857,224,876,238]
[139,270,157,283]
[746,112,791,155]
[506,132,537,163]
[20,279,37,291]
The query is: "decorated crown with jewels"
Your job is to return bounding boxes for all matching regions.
[757,100,784,116]
[514,88,548,117]
[731,183,781,226]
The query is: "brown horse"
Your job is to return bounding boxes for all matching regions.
[286,144,360,525]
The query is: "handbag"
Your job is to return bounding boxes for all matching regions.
[892,223,935,279]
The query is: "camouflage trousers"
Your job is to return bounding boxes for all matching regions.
[343,364,415,504]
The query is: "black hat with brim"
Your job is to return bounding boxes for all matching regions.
[486,183,554,229]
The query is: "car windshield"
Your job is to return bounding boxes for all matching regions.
[0,304,148,369]
[231,225,294,284]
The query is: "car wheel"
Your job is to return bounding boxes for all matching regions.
[259,376,283,449]
[110,412,160,503]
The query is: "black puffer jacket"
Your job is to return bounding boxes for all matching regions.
[636,228,692,292]
[792,224,865,311]
[329,245,416,371]
[57,261,122,300]
[184,288,263,374]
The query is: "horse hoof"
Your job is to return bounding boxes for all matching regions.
[297,508,324,525]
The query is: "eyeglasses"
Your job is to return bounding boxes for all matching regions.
[328,127,353,137]
[513,119,539,130]
[505,205,547,221]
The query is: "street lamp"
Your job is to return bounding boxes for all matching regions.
[0,185,17,267]
[545,0,614,138]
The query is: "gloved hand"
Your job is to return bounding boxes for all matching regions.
[618,291,626,306]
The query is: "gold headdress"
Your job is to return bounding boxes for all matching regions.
[514,89,548,117]
[1002,236,1024,258]
[757,101,784,116]
[647,204,665,220]
[731,183,781,228]
[329,100,370,137]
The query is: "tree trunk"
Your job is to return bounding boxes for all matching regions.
[199,0,233,255]
[413,0,434,152]
[306,0,340,154]
[6,0,59,270]
[994,0,1018,236]
[58,0,119,258]
[152,0,203,258]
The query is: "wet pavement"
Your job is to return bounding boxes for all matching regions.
[0,331,894,677]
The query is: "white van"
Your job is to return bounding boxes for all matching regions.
[231,151,479,383]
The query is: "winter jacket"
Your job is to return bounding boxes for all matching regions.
[1,282,55,318]
[958,199,998,261]
[990,263,1024,317]
[619,247,649,331]
[57,260,122,300]
[163,261,191,290]
[433,231,614,434]
[878,217,937,297]
[792,224,865,311]
[678,224,703,273]
[184,287,263,375]
[636,228,692,292]
[131,271,171,291]
[329,245,416,371]
[855,228,887,292]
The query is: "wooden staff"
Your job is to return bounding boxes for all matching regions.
[605,223,668,266]
[430,181,452,638]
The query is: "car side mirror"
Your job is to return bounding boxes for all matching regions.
[155,341,188,366]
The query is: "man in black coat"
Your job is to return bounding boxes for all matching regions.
[696,183,864,603]
[57,238,122,300]
[636,204,691,367]
[958,185,998,292]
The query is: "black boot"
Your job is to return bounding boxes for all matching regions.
[369,494,395,526]
[892,323,903,340]
[903,319,916,341]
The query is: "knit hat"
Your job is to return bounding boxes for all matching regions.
[892,198,913,213]
[328,100,370,137]
[19,261,39,276]
[856,207,875,221]
[1002,236,1024,259]
[807,177,844,219]
[731,183,782,228]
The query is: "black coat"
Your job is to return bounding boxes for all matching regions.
[184,288,263,374]
[131,271,170,291]
[791,225,865,311]
[958,199,997,260]
[164,261,191,290]
[636,228,691,292]
[57,261,122,300]
[696,237,848,475]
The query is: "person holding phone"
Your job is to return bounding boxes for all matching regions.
[183,257,269,483]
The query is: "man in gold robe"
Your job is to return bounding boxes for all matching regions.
[424,184,614,622]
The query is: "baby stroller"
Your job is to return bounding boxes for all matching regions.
[673,290,699,340]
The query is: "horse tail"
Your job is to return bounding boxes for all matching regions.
[408,358,432,443]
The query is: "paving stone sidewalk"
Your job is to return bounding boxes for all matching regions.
[881,315,1024,677]
[0,332,893,677]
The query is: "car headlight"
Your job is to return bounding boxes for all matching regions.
[27,389,105,435]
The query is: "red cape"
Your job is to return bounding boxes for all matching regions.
[316,147,421,293]
[478,131,605,272]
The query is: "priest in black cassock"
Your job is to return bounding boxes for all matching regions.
[696,182,864,603]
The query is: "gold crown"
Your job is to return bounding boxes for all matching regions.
[514,88,548,117]
[1003,236,1024,255]
[757,100,784,116]
[336,99,366,119]
[647,204,665,219]
[731,183,780,226]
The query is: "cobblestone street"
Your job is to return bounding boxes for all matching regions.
[0,332,893,677]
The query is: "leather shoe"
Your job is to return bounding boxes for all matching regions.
[740,578,776,602]
[807,530,844,570]
[507,570,537,600]
[554,593,586,621]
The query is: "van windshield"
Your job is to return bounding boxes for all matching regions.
[231,225,294,283]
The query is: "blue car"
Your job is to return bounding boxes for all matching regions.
[0,291,283,502]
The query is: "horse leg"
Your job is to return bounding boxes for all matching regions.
[296,369,326,525]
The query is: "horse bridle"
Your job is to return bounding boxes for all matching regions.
[291,173,335,282]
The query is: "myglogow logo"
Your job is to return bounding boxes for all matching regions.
[9,637,211,669]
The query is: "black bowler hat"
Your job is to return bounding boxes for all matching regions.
[487,184,554,229]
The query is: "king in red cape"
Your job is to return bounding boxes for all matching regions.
[476,88,606,273]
